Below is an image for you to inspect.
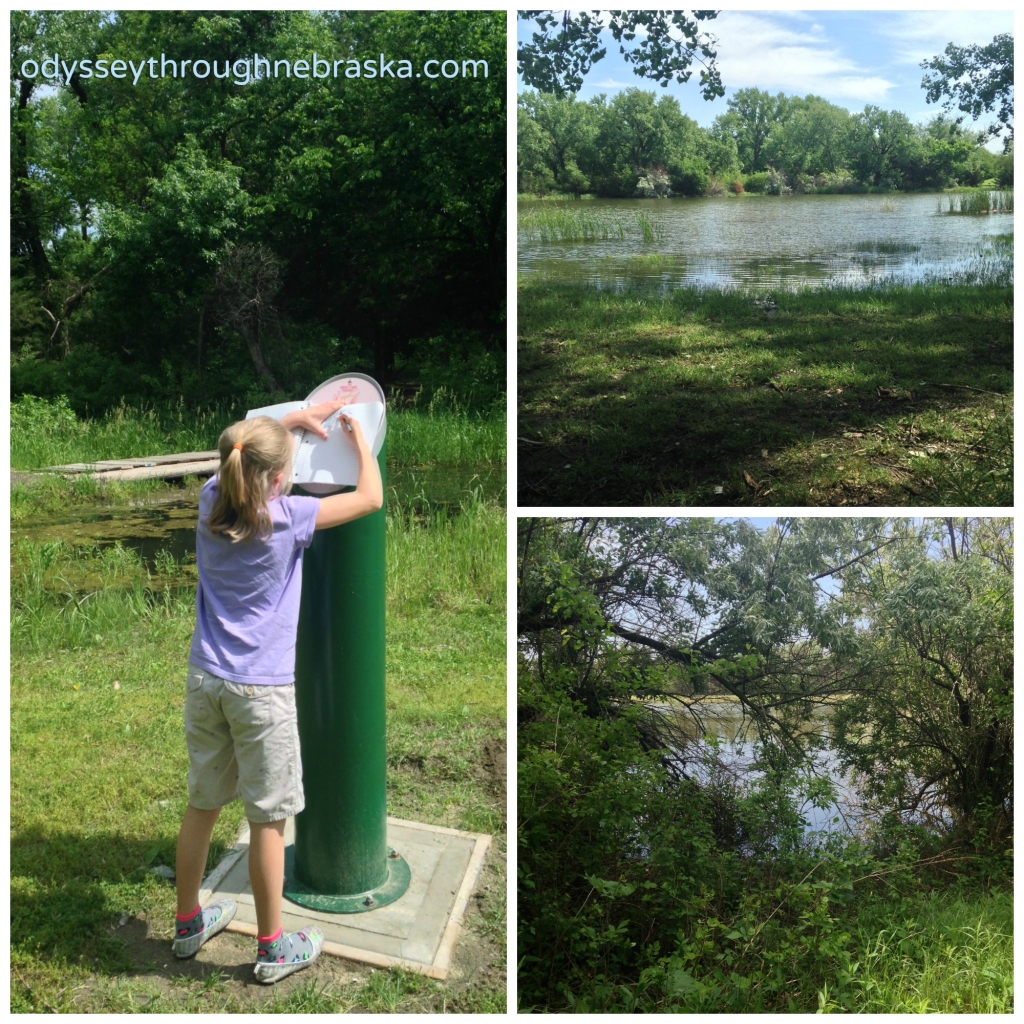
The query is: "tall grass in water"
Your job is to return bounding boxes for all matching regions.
[633,209,664,243]
[518,206,624,243]
[519,205,666,244]
[939,189,1014,215]
[11,540,194,650]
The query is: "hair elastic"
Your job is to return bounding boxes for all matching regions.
[232,443,243,451]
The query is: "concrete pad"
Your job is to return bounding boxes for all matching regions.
[201,817,490,980]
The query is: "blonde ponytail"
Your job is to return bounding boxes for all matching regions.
[207,417,292,542]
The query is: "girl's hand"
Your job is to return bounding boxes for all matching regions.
[281,401,347,439]
[338,413,369,449]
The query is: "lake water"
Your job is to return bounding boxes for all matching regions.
[651,699,865,839]
[518,193,1013,290]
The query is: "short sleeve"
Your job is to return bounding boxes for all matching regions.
[284,494,320,549]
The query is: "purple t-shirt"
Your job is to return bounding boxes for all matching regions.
[189,477,320,685]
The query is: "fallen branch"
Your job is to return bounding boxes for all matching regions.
[921,382,1007,398]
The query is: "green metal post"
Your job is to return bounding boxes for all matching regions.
[284,441,411,912]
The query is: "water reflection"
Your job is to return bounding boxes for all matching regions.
[519,193,1013,290]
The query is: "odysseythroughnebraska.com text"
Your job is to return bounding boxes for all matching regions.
[17,53,490,85]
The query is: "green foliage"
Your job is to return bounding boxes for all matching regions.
[517,83,1001,196]
[11,10,506,410]
[742,170,768,193]
[517,11,722,98]
[518,517,1013,1012]
[921,33,1014,150]
[669,158,710,197]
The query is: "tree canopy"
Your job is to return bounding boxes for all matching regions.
[921,33,1014,151]
[519,516,1012,831]
[518,10,722,99]
[11,10,506,413]
[518,85,1011,197]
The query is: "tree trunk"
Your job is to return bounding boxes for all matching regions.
[240,320,282,393]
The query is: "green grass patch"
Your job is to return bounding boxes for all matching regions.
[834,888,1014,1013]
[11,501,506,1012]
[518,279,1013,506]
[11,393,506,472]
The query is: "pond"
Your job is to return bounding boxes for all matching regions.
[13,463,505,569]
[518,192,1013,290]
[652,698,865,839]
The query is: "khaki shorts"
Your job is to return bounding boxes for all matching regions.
[184,665,305,823]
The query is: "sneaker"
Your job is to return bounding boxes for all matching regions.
[253,925,324,984]
[172,899,237,958]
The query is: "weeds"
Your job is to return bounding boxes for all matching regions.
[939,189,1014,215]
[518,205,666,245]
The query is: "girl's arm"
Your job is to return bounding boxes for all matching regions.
[314,415,383,529]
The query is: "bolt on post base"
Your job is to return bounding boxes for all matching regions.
[283,845,411,914]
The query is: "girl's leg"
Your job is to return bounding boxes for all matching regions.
[175,804,222,916]
[248,819,286,939]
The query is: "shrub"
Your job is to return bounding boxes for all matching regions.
[764,167,792,195]
[670,159,711,197]
[729,178,744,194]
[635,166,672,198]
[704,177,727,197]
[743,171,768,193]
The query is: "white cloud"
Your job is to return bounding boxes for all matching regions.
[883,10,1014,66]
[710,12,894,102]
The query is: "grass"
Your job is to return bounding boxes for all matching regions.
[830,888,1014,1013]
[939,189,1014,215]
[518,278,1013,506]
[10,393,506,527]
[519,205,665,245]
[10,497,507,1013]
[11,392,506,473]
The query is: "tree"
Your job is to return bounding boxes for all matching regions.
[518,10,723,99]
[767,95,851,180]
[517,90,599,195]
[921,33,1013,151]
[717,88,790,172]
[850,105,914,187]
[11,10,506,410]
[520,516,1012,833]
[831,519,1012,837]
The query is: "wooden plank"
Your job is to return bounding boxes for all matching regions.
[47,450,218,473]
[66,459,220,483]
[431,833,492,977]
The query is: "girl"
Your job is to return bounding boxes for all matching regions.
[171,402,382,984]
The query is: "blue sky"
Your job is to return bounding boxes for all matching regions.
[517,10,1014,151]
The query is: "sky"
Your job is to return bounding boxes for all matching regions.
[517,10,1014,152]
